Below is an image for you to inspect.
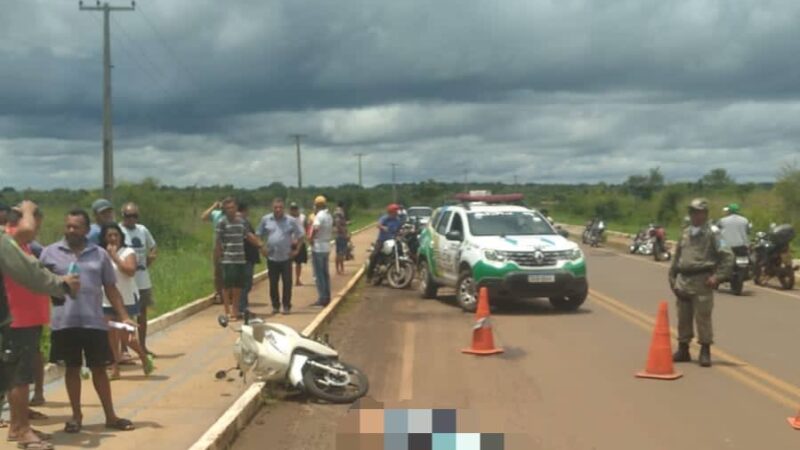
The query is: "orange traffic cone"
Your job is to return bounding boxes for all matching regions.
[635,301,682,380]
[787,410,800,429]
[462,287,504,356]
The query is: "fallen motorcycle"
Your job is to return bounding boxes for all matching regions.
[216,314,369,404]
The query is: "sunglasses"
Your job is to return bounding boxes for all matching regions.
[123,213,139,219]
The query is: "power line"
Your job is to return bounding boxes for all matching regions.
[111,14,171,86]
[137,5,202,89]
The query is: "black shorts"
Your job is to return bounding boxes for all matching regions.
[294,243,308,264]
[4,326,42,386]
[50,328,114,368]
[222,263,247,288]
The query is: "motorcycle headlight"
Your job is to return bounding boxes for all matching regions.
[484,250,507,262]
[241,348,257,367]
[569,248,583,261]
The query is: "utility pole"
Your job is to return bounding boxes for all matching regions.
[290,134,306,190]
[80,1,135,202]
[390,163,398,203]
[513,175,518,185]
[355,153,364,187]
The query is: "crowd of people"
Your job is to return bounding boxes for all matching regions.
[0,194,357,448]
[201,195,353,321]
[0,198,158,448]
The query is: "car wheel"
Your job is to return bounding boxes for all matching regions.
[549,291,587,311]
[456,269,478,313]
[418,260,438,299]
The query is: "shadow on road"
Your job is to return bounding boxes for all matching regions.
[435,295,593,316]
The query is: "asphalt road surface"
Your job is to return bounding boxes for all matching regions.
[235,243,800,450]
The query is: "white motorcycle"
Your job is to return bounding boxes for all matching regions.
[216,314,369,404]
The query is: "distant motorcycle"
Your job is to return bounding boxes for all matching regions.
[726,245,751,295]
[752,224,797,290]
[367,235,415,289]
[629,228,654,255]
[583,219,605,247]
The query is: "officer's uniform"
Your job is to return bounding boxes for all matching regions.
[669,199,733,366]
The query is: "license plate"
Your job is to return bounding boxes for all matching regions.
[528,274,555,284]
[736,257,749,265]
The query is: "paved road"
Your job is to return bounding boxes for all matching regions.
[13,228,375,449]
[235,242,800,450]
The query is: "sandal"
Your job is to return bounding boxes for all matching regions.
[8,429,53,442]
[64,420,82,434]
[143,354,155,376]
[105,418,135,431]
[28,409,49,420]
[16,440,54,449]
[28,396,45,407]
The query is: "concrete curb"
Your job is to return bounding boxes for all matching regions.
[187,223,374,450]
[188,267,367,450]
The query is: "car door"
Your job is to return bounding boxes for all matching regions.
[441,211,466,283]
[433,210,453,280]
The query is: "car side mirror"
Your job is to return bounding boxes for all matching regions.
[446,230,463,241]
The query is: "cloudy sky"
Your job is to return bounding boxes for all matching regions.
[1,0,799,189]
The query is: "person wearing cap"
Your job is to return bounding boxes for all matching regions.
[88,199,115,245]
[718,203,751,251]
[366,204,403,282]
[287,202,309,286]
[309,196,333,307]
[669,198,733,367]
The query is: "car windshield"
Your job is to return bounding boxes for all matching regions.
[408,207,432,218]
[467,211,555,236]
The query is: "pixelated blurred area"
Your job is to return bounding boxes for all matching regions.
[335,399,517,449]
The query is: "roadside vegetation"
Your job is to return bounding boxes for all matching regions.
[2,166,797,318]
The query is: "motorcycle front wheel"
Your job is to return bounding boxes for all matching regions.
[779,270,795,290]
[387,261,415,289]
[302,359,369,404]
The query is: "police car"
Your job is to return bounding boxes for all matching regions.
[417,192,588,312]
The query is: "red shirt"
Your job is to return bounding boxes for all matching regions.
[3,226,50,327]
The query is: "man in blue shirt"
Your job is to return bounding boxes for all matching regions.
[258,198,303,315]
[87,199,114,245]
[366,204,402,281]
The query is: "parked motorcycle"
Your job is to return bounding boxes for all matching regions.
[367,235,415,289]
[583,219,605,247]
[752,224,797,290]
[629,226,654,255]
[216,314,369,404]
[726,246,751,295]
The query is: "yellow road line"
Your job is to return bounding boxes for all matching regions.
[589,288,800,409]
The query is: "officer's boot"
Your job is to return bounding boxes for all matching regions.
[672,343,691,362]
[699,344,712,367]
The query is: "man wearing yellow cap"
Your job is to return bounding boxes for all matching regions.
[309,196,333,306]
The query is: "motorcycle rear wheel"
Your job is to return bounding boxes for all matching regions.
[779,271,795,290]
[731,273,744,295]
[303,359,369,404]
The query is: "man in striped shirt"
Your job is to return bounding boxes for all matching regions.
[215,198,263,321]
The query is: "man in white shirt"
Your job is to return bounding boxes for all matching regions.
[310,196,333,307]
[121,202,158,357]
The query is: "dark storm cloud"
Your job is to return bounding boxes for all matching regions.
[1,0,799,188]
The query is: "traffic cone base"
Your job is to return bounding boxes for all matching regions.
[787,416,800,430]
[462,288,503,356]
[635,371,682,380]
[635,301,682,381]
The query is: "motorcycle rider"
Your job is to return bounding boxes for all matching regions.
[718,203,751,253]
[366,204,403,282]
[670,198,733,367]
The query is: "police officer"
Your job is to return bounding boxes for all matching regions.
[669,198,733,367]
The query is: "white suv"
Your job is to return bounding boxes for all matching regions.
[417,202,588,312]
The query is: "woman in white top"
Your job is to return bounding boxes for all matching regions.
[100,223,154,379]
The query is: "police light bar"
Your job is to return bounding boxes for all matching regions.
[454,193,524,203]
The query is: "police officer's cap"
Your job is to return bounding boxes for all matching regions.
[688,198,709,211]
